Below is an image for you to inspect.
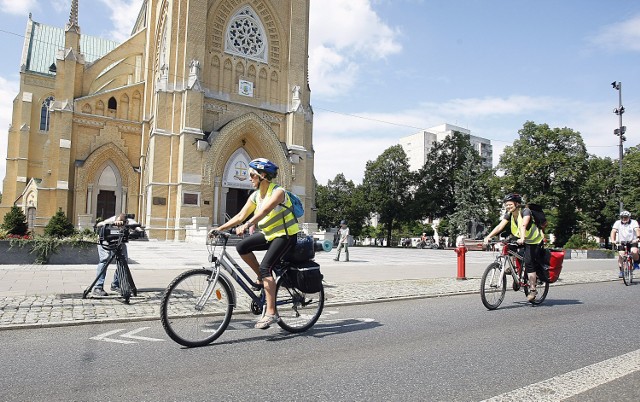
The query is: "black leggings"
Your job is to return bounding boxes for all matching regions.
[524,242,545,275]
[236,232,297,278]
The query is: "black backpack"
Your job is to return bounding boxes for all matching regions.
[526,203,548,231]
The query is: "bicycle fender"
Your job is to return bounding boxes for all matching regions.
[214,269,237,307]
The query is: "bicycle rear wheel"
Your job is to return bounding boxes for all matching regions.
[116,260,132,303]
[275,276,324,333]
[480,262,506,310]
[623,258,633,286]
[160,269,233,347]
[524,277,549,304]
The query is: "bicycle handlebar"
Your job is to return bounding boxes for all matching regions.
[208,229,232,238]
[487,237,520,246]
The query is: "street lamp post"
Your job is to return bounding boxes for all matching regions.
[612,81,626,213]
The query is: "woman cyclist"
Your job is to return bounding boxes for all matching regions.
[209,158,299,329]
[483,193,545,303]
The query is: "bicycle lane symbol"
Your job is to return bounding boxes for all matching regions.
[90,327,166,344]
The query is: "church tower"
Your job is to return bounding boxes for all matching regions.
[0,0,315,240]
[140,0,315,240]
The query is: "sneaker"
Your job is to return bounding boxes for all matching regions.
[634,263,640,271]
[504,266,512,274]
[93,287,108,297]
[527,289,537,303]
[110,284,120,292]
[619,271,624,278]
[255,314,280,329]
[333,258,339,261]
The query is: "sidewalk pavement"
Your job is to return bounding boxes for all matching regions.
[0,241,620,330]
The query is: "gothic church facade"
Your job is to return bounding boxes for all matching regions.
[0,0,316,240]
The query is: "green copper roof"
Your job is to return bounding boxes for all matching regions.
[25,21,119,75]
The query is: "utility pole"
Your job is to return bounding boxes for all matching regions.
[612,81,626,213]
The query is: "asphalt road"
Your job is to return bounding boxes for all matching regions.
[2,280,640,401]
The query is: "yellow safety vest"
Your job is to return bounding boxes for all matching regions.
[251,182,300,241]
[510,209,544,245]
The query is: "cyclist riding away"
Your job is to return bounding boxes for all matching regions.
[483,193,545,303]
[610,210,640,278]
[208,158,299,329]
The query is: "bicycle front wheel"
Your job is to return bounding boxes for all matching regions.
[276,277,324,333]
[160,269,233,347]
[623,258,633,286]
[481,262,506,310]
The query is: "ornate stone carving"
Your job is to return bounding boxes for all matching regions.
[24,76,55,89]
[203,112,291,188]
[205,102,228,113]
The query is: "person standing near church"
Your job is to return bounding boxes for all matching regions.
[334,220,350,262]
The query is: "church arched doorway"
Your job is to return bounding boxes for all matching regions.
[93,163,123,221]
[224,188,251,220]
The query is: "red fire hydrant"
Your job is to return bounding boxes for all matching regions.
[455,246,467,280]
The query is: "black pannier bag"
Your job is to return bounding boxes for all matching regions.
[285,261,323,293]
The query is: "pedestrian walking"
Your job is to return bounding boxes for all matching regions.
[334,220,350,262]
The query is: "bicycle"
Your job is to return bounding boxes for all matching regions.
[616,241,635,286]
[82,223,139,303]
[480,239,549,310]
[160,231,326,347]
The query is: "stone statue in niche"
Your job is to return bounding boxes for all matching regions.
[188,59,202,91]
[291,85,301,111]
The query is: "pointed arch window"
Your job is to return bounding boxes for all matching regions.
[108,97,117,110]
[40,96,54,131]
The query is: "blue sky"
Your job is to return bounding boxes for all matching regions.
[1,0,640,191]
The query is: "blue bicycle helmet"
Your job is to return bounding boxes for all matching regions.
[249,158,278,179]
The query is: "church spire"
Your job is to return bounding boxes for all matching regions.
[66,0,80,33]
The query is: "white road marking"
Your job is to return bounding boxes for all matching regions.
[90,329,136,344]
[91,327,164,344]
[482,348,640,401]
[120,327,165,342]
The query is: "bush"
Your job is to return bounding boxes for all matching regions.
[44,209,76,238]
[1,206,29,236]
[563,233,599,249]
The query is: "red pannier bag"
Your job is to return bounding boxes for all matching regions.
[543,249,565,283]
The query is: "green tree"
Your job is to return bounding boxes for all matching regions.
[361,145,414,246]
[498,121,589,246]
[580,155,618,243]
[396,220,434,238]
[44,209,76,238]
[448,148,492,237]
[620,147,640,214]
[437,217,452,246]
[1,206,29,236]
[414,131,481,219]
[316,173,368,237]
